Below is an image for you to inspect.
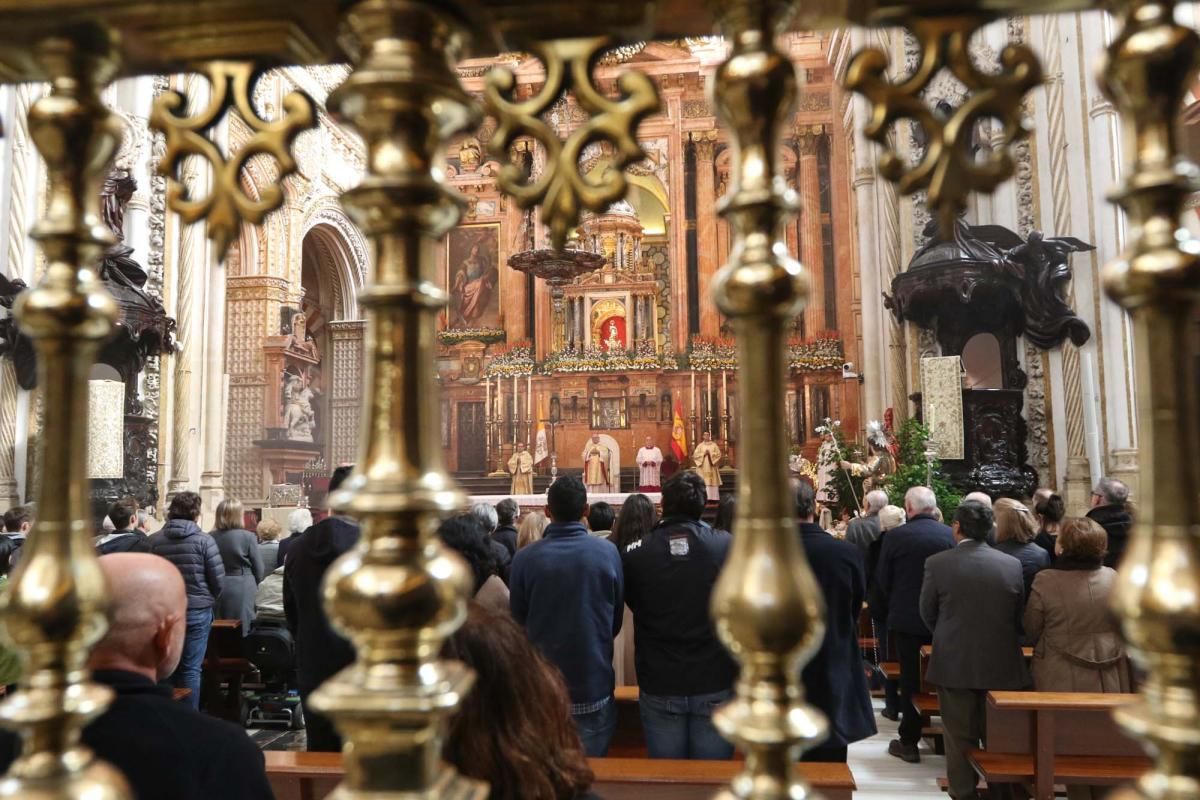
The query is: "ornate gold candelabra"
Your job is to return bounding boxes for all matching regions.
[0,2,1196,799]
[707,1,827,796]
[305,1,485,797]
[0,24,131,800]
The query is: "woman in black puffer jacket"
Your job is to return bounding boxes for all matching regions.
[147,491,224,709]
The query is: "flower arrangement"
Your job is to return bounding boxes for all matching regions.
[815,417,867,518]
[788,333,844,372]
[539,340,678,374]
[687,333,845,372]
[485,342,534,377]
[437,327,506,346]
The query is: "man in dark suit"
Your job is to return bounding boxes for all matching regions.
[794,480,876,762]
[1087,476,1132,568]
[284,464,359,753]
[876,486,954,763]
[0,553,272,799]
[921,500,1029,800]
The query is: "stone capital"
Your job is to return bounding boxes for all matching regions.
[691,129,718,161]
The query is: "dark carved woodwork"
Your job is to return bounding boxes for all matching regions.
[2,169,176,509]
[913,386,1041,499]
[889,216,1091,497]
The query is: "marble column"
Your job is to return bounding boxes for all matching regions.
[693,131,719,337]
[796,128,824,337]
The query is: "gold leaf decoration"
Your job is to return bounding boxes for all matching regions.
[484,36,660,251]
[844,16,1042,235]
[149,62,316,257]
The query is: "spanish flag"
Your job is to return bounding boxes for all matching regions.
[671,399,688,462]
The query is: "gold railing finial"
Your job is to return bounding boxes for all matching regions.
[1099,0,1200,797]
[707,1,827,797]
[844,16,1042,236]
[306,0,486,797]
[0,23,131,800]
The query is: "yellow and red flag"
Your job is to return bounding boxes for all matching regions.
[671,399,688,462]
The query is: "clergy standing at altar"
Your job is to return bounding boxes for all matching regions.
[508,442,534,495]
[636,437,664,492]
[582,433,612,494]
[693,431,723,502]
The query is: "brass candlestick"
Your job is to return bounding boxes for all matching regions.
[1100,0,1200,798]
[708,1,827,797]
[0,24,131,800]
[307,1,486,797]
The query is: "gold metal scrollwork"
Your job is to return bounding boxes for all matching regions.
[149,61,316,257]
[844,16,1042,234]
[484,36,660,252]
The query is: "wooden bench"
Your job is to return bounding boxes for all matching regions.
[969,691,1149,800]
[201,619,253,723]
[263,751,856,800]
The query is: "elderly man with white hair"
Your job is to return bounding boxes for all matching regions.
[275,506,314,567]
[876,485,955,764]
[470,501,512,583]
[845,489,889,555]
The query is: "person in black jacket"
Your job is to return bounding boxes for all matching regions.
[95,496,150,555]
[147,490,224,710]
[876,486,954,763]
[794,480,876,762]
[283,465,359,752]
[0,552,272,800]
[492,497,520,556]
[1087,477,1133,568]
[621,470,735,760]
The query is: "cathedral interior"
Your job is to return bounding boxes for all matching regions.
[0,1,1198,798]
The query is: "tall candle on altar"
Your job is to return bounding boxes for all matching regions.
[513,374,518,443]
[706,371,712,421]
[690,371,696,418]
[722,370,728,414]
[527,373,532,431]
[485,376,491,423]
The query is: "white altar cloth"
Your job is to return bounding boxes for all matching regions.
[467,492,661,510]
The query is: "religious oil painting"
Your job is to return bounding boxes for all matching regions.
[446,223,501,330]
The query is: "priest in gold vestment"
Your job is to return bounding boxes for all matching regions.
[692,431,723,501]
[582,433,612,494]
[508,441,534,495]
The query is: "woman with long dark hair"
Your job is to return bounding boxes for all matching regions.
[611,493,657,551]
[438,514,508,612]
[443,603,597,800]
[1033,492,1066,565]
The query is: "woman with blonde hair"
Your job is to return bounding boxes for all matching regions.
[994,497,1049,600]
[517,510,549,550]
[256,517,283,573]
[211,498,264,634]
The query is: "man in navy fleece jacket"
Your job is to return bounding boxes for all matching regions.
[510,475,624,756]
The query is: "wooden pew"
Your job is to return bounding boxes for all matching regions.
[201,619,253,723]
[969,691,1149,800]
[263,751,856,800]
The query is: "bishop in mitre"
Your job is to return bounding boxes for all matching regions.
[692,431,723,501]
[636,436,664,492]
[508,441,534,495]
[582,433,612,494]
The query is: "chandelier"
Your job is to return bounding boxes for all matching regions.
[506,232,605,294]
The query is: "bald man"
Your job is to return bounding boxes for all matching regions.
[0,554,272,799]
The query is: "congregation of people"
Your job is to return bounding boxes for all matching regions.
[0,469,1136,799]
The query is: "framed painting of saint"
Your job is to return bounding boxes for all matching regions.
[446,223,501,329]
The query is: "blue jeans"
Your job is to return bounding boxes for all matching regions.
[572,698,618,757]
[639,688,735,760]
[171,606,213,711]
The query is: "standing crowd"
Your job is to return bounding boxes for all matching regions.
[0,466,1135,800]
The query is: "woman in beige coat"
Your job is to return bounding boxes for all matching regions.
[1025,516,1131,692]
[1024,516,1131,799]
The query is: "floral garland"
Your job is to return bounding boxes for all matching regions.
[539,340,679,374]
[686,333,845,372]
[484,342,534,378]
[437,327,506,346]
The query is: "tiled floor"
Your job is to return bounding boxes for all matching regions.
[250,699,949,796]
